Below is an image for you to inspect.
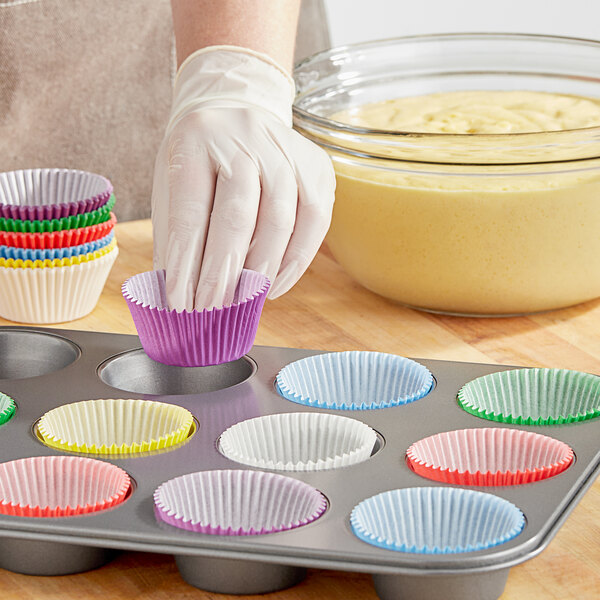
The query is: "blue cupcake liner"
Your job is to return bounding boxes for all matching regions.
[350,487,525,554]
[276,351,433,410]
[0,231,114,261]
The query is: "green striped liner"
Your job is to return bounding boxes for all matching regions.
[457,368,600,425]
[0,393,16,426]
[0,195,115,233]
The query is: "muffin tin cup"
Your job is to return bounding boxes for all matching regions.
[458,368,600,425]
[276,350,434,410]
[407,428,574,486]
[0,212,117,249]
[122,269,270,367]
[37,398,194,455]
[219,412,378,471]
[0,245,118,323]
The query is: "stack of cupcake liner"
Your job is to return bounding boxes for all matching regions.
[0,392,16,426]
[0,169,118,323]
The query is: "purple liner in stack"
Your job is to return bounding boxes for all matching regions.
[122,269,269,367]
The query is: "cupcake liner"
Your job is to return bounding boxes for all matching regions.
[458,368,600,425]
[276,351,434,410]
[154,469,327,535]
[350,487,525,554]
[0,456,130,517]
[0,169,112,220]
[0,392,16,426]
[0,213,117,249]
[122,269,270,367]
[37,398,194,455]
[219,412,377,471]
[407,428,574,486]
[0,231,115,261]
[0,238,117,269]
[0,245,118,323]
[0,195,115,232]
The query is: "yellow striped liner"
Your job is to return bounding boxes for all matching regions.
[0,238,117,269]
[37,398,194,456]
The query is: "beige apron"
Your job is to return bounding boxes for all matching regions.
[0,0,330,221]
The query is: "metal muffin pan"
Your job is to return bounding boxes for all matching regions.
[0,325,597,600]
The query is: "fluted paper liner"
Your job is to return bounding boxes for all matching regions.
[351,487,525,554]
[37,398,194,455]
[0,245,118,323]
[0,456,130,517]
[0,195,115,232]
[123,269,269,367]
[276,351,433,410]
[154,469,327,535]
[219,412,377,471]
[0,392,16,426]
[0,169,112,220]
[458,368,600,425]
[0,231,115,261]
[407,428,574,485]
[0,213,117,249]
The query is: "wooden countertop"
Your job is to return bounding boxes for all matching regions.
[1,219,598,600]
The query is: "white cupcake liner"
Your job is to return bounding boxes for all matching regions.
[407,428,574,485]
[351,487,525,554]
[154,469,327,535]
[0,245,118,323]
[219,412,377,471]
[276,351,433,410]
[0,456,130,517]
[37,398,194,455]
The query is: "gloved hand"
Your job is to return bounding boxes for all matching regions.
[151,45,336,311]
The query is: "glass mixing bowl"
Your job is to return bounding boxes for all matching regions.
[293,33,600,316]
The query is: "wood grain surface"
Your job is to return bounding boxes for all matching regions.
[0,219,598,600]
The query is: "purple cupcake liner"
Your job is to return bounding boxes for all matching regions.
[154,469,327,535]
[122,269,270,367]
[0,169,112,221]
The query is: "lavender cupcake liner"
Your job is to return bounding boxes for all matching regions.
[276,351,434,410]
[350,487,525,554]
[154,469,327,535]
[122,269,270,367]
[0,169,112,220]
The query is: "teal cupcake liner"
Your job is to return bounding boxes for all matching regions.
[0,195,115,233]
[0,392,16,426]
[458,368,600,425]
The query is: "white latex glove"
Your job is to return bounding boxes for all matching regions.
[151,46,336,311]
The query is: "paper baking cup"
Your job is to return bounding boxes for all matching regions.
[0,195,115,232]
[0,213,117,249]
[0,231,115,261]
[0,245,118,323]
[123,269,269,367]
[458,368,600,425]
[407,428,574,485]
[0,169,112,220]
[219,412,377,471]
[0,456,130,517]
[37,398,194,455]
[351,487,525,554]
[0,392,16,426]
[276,351,434,410]
[154,469,327,535]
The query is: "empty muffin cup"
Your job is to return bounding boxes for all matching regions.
[276,351,433,410]
[407,428,574,485]
[219,412,378,471]
[351,486,525,554]
[122,269,269,367]
[458,368,600,425]
[0,168,112,220]
[0,244,119,323]
[37,398,194,455]
[0,392,15,425]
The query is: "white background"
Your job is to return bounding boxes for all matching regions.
[324,0,600,47]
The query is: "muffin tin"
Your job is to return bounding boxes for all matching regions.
[0,325,598,600]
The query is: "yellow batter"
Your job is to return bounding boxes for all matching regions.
[326,91,600,315]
